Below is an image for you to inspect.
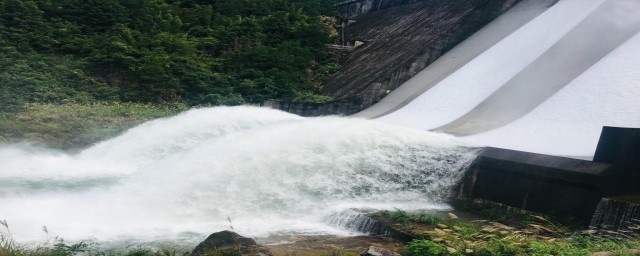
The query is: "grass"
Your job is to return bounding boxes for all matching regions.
[375,210,640,256]
[371,209,442,226]
[0,102,188,149]
[0,234,189,256]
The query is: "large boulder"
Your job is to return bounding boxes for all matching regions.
[192,230,270,256]
[360,246,401,256]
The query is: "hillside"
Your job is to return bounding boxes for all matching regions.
[0,0,338,113]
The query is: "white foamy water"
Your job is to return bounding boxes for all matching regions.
[0,106,476,245]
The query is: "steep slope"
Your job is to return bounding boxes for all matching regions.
[354,0,554,118]
[321,0,522,110]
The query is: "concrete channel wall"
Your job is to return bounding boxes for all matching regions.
[458,127,640,224]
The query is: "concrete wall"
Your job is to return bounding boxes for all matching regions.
[458,127,640,224]
[261,100,363,116]
[594,126,640,195]
[336,0,422,19]
[459,147,611,222]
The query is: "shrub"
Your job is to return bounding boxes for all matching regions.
[404,240,448,256]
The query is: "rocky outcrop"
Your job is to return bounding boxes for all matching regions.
[192,230,271,256]
[360,246,401,256]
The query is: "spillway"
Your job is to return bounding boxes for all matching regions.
[353,0,554,118]
[465,32,640,156]
[3,0,640,248]
[375,0,640,156]
[0,107,477,245]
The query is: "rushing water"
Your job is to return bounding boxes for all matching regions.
[0,106,477,245]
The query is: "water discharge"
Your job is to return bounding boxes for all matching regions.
[0,107,477,246]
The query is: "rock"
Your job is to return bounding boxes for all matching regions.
[446,247,457,254]
[448,213,459,220]
[192,230,271,256]
[465,249,474,254]
[434,228,446,235]
[437,224,449,229]
[360,246,401,256]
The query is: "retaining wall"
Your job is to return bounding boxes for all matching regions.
[459,127,640,224]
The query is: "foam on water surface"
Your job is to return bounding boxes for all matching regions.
[0,107,476,245]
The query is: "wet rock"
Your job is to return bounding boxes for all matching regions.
[192,230,271,256]
[360,246,401,256]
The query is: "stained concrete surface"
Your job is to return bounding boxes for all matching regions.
[323,0,521,109]
[434,0,640,135]
[354,0,553,118]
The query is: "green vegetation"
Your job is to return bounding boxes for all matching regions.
[0,0,339,147]
[375,210,640,256]
[1,221,189,256]
[0,240,189,256]
[372,209,442,226]
[0,102,187,148]
[0,0,339,115]
[404,240,448,256]
[457,200,580,230]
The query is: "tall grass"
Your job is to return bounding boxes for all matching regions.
[0,102,188,149]
[1,220,189,256]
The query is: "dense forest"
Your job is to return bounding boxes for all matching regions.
[0,0,338,112]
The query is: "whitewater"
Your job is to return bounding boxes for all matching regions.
[4,0,640,248]
[0,106,477,245]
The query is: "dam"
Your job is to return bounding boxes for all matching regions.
[1,0,639,249]
[364,0,640,157]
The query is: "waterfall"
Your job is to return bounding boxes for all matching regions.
[590,198,640,235]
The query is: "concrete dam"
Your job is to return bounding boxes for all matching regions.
[352,0,640,157]
[277,0,640,225]
[2,0,640,246]
[346,0,640,226]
